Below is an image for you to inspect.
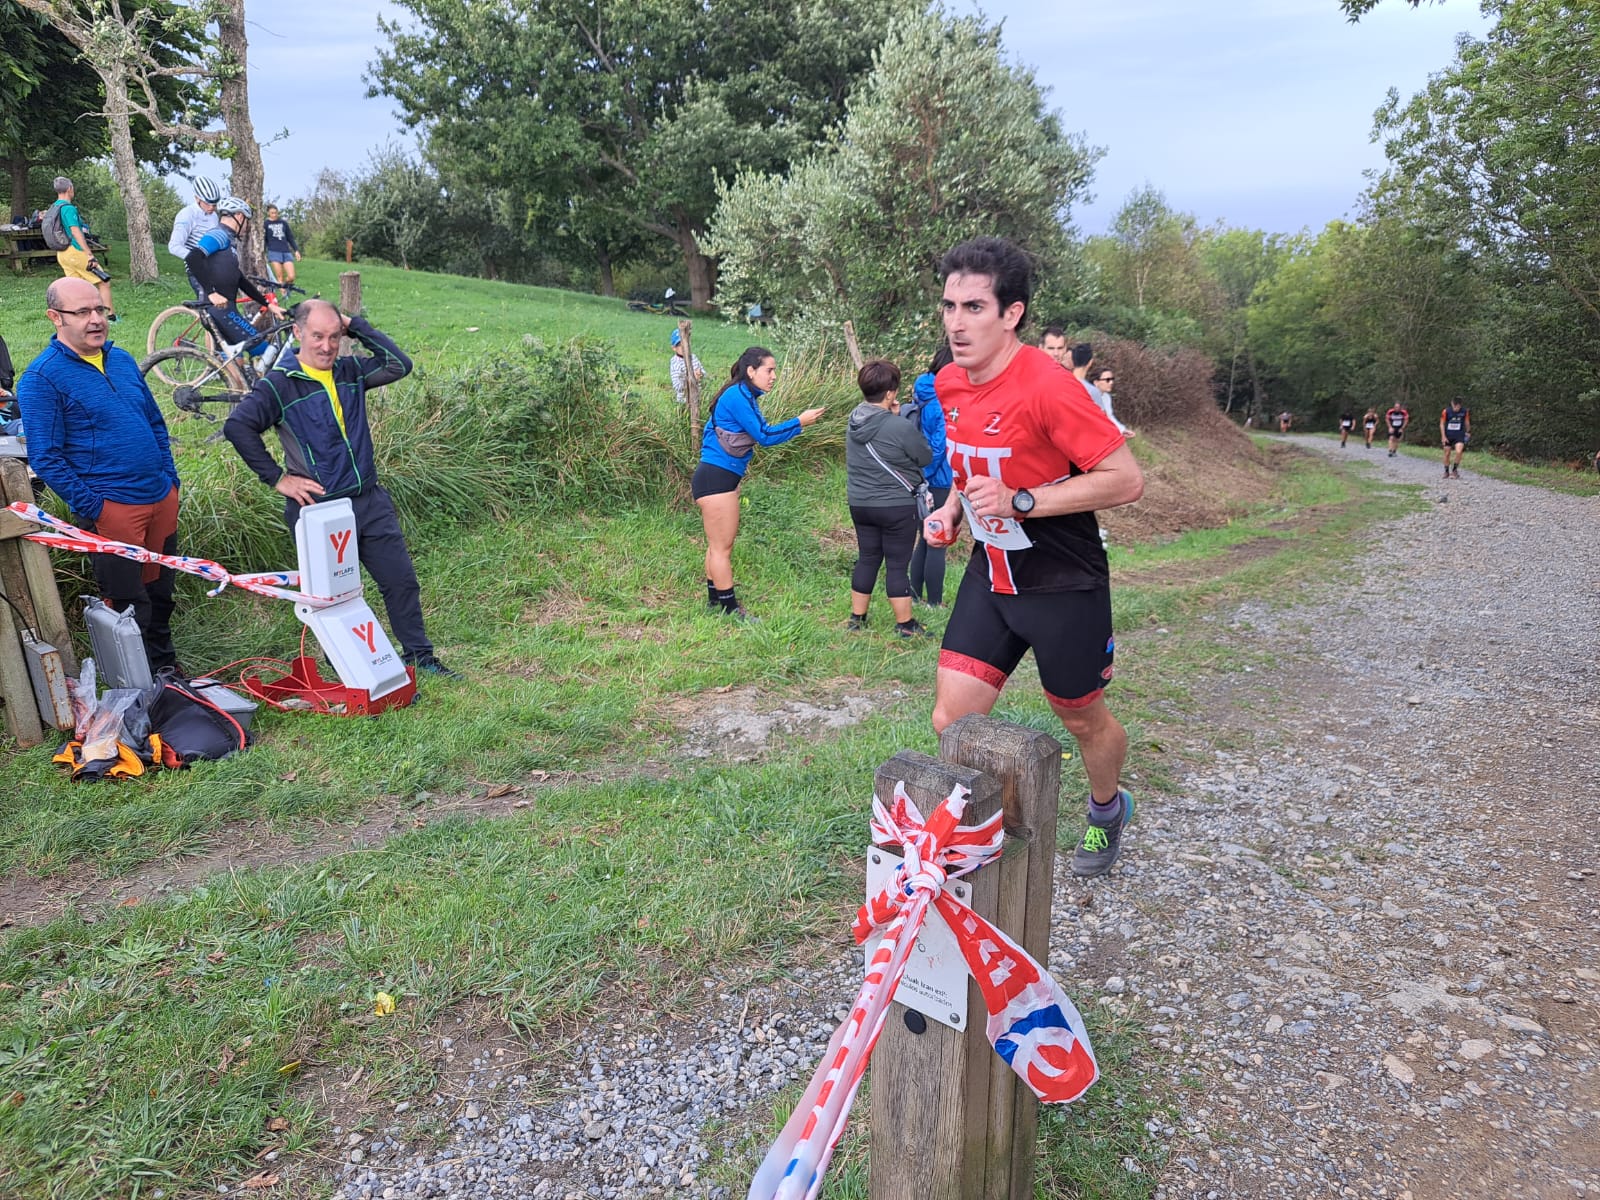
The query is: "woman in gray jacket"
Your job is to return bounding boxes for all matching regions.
[845,359,933,637]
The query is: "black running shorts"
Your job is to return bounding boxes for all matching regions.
[938,570,1115,707]
[691,463,743,499]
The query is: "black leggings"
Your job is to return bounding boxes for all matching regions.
[909,485,951,605]
[850,504,918,598]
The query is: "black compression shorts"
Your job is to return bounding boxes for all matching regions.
[938,570,1115,706]
[691,463,743,499]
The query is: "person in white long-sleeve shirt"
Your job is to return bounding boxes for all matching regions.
[167,177,222,300]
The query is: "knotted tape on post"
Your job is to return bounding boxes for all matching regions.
[748,781,1098,1200]
[6,503,335,606]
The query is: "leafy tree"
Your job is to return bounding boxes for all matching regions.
[1088,186,1218,318]
[708,8,1097,357]
[1375,0,1600,330]
[16,0,273,280]
[1198,227,1289,414]
[0,2,192,222]
[1246,226,1363,419]
[1341,0,1434,16]
[369,0,909,308]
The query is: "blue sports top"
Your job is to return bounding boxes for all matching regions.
[698,379,801,476]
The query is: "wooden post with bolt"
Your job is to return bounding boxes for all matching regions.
[868,714,1063,1200]
[338,271,362,356]
[678,318,701,434]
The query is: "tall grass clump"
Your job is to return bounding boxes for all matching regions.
[375,335,688,529]
[756,350,861,476]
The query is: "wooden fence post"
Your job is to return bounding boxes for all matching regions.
[339,271,362,357]
[843,320,865,371]
[868,714,1062,1200]
[0,457,78,743]
[678,318,701,435]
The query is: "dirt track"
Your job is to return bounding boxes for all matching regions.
[1112,439,1600,1199]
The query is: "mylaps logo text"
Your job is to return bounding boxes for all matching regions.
[329,529,352,564]
[351,621,377,652]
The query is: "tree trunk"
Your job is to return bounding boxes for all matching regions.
[4,157,33,223]
[676,214,716,311]
[102,65,158,283]
[596,247,615,297]
[216,0,265,277]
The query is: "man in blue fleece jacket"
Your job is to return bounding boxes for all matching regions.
[19,278,183,673]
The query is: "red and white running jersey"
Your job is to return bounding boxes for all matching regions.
[936,345,1124,594]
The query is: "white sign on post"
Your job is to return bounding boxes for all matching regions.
[293,498,411,700]
[865,849,971,1032]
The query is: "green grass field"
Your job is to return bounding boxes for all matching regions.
[1,252,1422,1199]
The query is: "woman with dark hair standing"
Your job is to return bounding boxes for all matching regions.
[905,344,954,607]
[693,346,826,618]
[845,358,932,637]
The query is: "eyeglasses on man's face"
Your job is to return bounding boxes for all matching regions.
[51,305,111,320]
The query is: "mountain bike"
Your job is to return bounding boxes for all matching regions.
[626,286,688,317]
[137,304,299,427]
[145,278,306,387]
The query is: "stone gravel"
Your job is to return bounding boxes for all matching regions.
[331,442,1600,1200]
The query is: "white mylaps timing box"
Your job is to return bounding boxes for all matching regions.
[297,598,412,701]
[294,498,361,601]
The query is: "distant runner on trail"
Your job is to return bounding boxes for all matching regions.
[1363,407,1379,449]
[1385,403,1409,456]
[1278,411,1293,433]
[1440,398,1471,478]
[922,237,1145,879]
[1339,410,1354,447]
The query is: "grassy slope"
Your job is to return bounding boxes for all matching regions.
[1,256,1423,1199]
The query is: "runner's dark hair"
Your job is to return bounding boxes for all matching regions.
[857,359,901,404]
[938,237,1033,333]
[1071,342,1093,368]
[730,346,775,387]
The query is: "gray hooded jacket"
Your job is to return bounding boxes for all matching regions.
[845,401,933,507]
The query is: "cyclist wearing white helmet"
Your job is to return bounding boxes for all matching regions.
[167,176,223,300]
[186,198,283,350]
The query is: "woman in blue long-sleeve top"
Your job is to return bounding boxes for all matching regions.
[693,346,826,618]
[906,344,955,606]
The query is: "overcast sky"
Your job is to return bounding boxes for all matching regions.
[179,0,1488,237]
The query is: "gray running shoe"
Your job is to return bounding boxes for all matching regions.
[1070,788,1134,878]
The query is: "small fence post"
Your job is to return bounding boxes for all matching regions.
[868,714,1063,1200]
[0,458,78,743]
[843,319,865,371]
[339,271,362,356]
[678,317,701,435]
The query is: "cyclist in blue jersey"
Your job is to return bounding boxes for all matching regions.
[692,346,826,618]
[185,198,284,351]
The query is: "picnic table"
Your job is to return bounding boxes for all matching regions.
[0,227,112,274]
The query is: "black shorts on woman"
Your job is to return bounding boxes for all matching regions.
[691,462,743,499]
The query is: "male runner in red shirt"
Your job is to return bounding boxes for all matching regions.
[924,238,1145,877]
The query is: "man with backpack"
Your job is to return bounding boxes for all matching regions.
[44,177,117,323]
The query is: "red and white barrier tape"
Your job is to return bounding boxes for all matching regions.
[6,502,335,606]
[748,781,1098,1200]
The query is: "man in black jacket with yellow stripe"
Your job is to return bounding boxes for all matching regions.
[223,300,458,677]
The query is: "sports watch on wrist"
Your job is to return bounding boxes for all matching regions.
[1011,488,1035,516]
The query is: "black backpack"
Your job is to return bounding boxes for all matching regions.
[41,201,70,251]
[148,677,252,763]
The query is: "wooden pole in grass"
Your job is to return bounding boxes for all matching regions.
[868,714,1062,1200]
[678,318,701,434]
[843,319,865,370]
[339,271,361,357]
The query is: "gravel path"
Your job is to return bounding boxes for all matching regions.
[330,442,1600,1200]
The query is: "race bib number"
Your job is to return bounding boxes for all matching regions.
[959,492,1034,551]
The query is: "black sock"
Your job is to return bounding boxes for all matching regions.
[714,586,739,613]
[705,579,717,606]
